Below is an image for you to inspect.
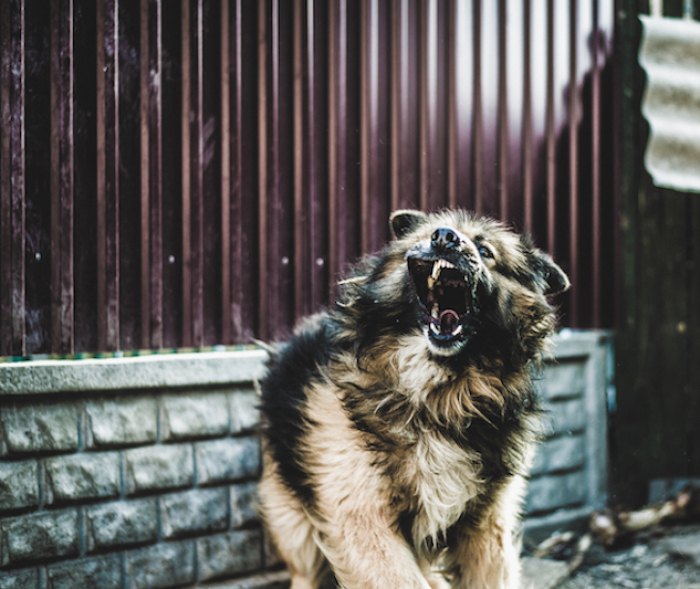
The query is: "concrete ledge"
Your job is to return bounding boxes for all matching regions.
[550,330,611,359]
[205,570,290,589]
[0,350,269,396]
[0,332,609,397]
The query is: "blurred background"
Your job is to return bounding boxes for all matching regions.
[1,0,700,587]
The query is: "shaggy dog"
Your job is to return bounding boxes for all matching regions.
[258,209,570,589]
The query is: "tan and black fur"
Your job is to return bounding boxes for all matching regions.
[258,210,570,589]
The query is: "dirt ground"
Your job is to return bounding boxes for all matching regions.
[523,523,700,589]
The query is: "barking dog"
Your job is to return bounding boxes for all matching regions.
[258,209,570,589]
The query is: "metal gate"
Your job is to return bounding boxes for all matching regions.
[0,0,617,356]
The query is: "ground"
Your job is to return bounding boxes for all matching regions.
[523,524,700,589]
[208,524,700,588]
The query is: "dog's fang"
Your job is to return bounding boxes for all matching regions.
[431,261,441,280]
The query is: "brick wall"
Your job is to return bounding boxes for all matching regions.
[0,334,611,587]
[524,331,612,539]
[0,351,287,589]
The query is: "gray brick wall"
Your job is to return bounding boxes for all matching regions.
[0,337,610,587]
[0,351,275,589]
[523,331,612,539]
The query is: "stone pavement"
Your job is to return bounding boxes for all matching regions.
[522,556,571,589]
[556,529,700,589]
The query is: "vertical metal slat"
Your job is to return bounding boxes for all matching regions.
[591,0,602,327]
[390,0,401,212]
[200,0,222,346]
[181,0,204,348]
[472,0,484,212]
[0,0,25,357]
[271,0,295,339]
[447,0,458,209]
[265,0,286,340]
[50,0,74,355]
[152,0,163,348]
[97,0,120,351]
[328,0,360,287]
[220,0,231,344]
[419,0,447,212]
[230,0,256,343]
[497,0,509,220]
[327,0,340,286]
[452,0,474,211]
[181,0,192,346]
[359,0,372,252]
[140,0,163,349]
[305,0,327,313]
[359,0,389,253]
[522,0,534,232]
[292,0,327,317]
[191,0,204,346]
[419,0,430,211]
[140,0,150,349]
[257,0,269,340]
[150,0,163,349]
[568,0,579,326]
[293,0,307,320]
[258,0,295,341]
[390,0,419,212]
[545,0,556,254]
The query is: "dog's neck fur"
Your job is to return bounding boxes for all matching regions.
[334,331,538,432]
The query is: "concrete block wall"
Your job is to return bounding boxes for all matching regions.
[0,334,612,587]
[524,331,612,539]
[0,351,284,589]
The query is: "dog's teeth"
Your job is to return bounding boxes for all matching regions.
[431,305,439,319]
[427,276,435,290]
[431,262,441,280]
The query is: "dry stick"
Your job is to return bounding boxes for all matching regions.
[590,486,700,548]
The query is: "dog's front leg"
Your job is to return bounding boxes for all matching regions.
[317,509,433,589]
[445,475,528,589]
[444,522,521,589]
[448,532,521,589]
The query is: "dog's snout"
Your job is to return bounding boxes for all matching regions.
[431,227,460,251]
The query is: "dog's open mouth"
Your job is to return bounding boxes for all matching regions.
[407,257,472,345]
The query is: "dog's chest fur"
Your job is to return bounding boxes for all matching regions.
[339,339,525,548]
[390,429,485,546]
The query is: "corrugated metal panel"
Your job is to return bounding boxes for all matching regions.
[639,15,700,193]
[0,0,618,356]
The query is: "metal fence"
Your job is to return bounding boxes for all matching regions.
[0,0,617,356]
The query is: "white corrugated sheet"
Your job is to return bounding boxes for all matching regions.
[639,15,700,193]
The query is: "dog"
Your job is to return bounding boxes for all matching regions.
[258,209,570,589]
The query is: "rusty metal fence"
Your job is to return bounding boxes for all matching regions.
[0,0,617,357]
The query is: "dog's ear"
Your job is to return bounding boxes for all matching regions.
[390,210,427,238]
[530,249,570,296]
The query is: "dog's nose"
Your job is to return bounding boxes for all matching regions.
[431,227,460,251]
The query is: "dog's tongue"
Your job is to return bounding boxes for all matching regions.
[438,309,460,334]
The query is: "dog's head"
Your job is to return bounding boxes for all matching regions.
[336,209,568,368]
[388,209,569,361]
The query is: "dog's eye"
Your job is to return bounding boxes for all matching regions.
[477,245,493,259]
